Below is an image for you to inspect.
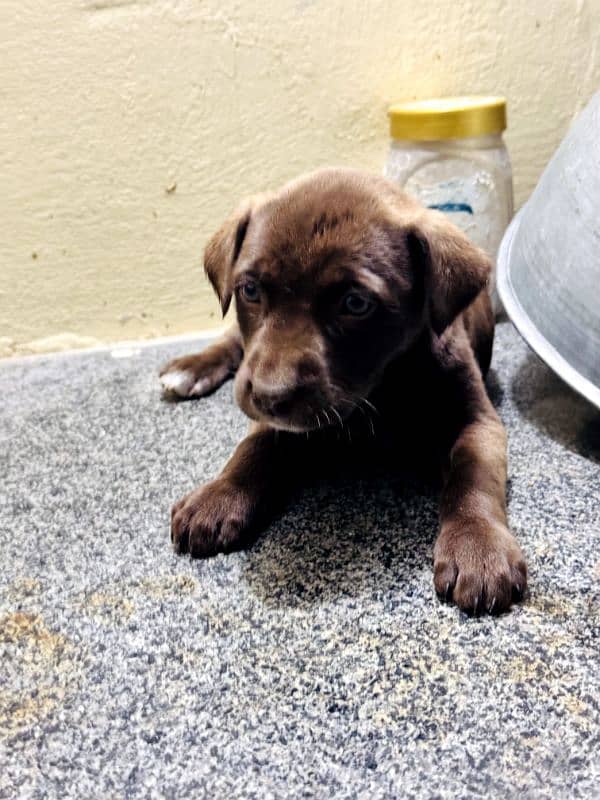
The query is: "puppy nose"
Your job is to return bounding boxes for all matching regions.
[247,355,323,419]
[251,384,296,418]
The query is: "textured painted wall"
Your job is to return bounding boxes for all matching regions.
[2,0,599,355]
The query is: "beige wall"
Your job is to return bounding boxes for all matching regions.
[2,0,599,356]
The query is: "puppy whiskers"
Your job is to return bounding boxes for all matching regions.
[330,406,344,428]
[338,396,375,439]
[359,396,379,416]
[358,397,377,437]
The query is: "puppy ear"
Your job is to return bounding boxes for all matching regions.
[409,209,491,335]
[204,198,256,317]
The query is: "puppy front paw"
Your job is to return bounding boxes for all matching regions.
[159,349,234,399]
[433,519,527,615]
[171,478,257,557]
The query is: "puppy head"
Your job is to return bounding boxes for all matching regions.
[204,168,490,432]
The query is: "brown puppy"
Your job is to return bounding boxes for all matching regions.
[160,168,527,615]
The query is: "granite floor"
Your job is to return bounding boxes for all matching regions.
[0,322,598,799]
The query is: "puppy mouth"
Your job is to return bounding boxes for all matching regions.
[243,397,357,434]
[235,371,376,434]
[243,406,335,433]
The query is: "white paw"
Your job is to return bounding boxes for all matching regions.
[160,369,195,397]
[189,377,214,396]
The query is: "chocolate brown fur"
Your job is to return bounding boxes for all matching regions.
[161,168,527,615]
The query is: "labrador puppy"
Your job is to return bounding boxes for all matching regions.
[160,168,527,615]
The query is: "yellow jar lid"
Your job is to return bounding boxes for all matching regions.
[388,96,507,141]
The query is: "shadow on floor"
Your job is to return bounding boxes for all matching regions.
[242,474,439,609]
[242,368,511,610]
[511,351,600,463]
[485,367,505,409]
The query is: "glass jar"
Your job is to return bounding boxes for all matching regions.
[384,97,514,313]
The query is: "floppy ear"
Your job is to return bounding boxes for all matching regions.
[408,209,491,335]
[204,198,257,317]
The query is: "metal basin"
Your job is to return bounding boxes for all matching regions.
[497,92,600,410]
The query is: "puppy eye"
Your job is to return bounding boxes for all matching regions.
[240,279,260,303]
[340,291,374,317]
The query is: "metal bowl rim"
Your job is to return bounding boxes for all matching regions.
[496,207,600,411]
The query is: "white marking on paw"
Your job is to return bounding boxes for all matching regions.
[160,369,195,396]
[190,377,214,396]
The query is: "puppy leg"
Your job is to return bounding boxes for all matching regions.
[159,325,242,399]
[434,407,527,615]
[171,424,305,557]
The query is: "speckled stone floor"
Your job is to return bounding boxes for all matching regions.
[0,322,599,799]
